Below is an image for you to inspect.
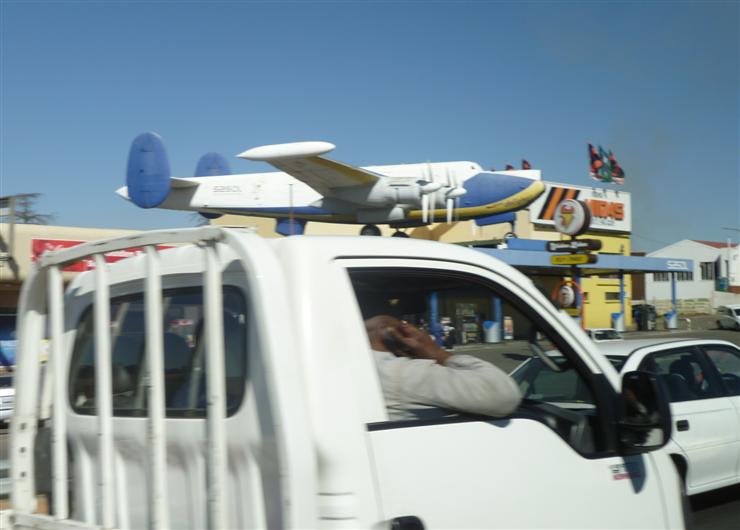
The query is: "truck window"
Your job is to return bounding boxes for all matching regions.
[701,345,740,396]
[349,268,607,455]
[639,347,724,402]
[68,286,247,418]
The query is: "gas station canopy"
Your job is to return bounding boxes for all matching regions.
[468,238,693,277]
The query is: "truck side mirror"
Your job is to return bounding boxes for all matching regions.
[617,371,672,455]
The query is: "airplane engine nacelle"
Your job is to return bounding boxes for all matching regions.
[126,132,171,208]
[392,187,422,205]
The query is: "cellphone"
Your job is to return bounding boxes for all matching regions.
[382,328,407,354]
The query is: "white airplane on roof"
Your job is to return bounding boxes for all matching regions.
[117,132,546,236]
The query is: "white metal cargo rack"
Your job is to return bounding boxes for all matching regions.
[10,227,236,530]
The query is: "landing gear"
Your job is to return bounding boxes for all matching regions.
[391,231,409,238]
[360,224,382,236]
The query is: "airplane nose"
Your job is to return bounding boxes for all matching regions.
[461,172,542,207]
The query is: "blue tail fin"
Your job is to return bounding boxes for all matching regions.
[126,132,171,208]
[195,153,231,220]
[195,152,231,177]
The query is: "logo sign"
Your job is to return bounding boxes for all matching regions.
[558,284,576,308]
[666,260,690,271]
[546,239,602,252]
[550,253,598,265]
[530,183,631,233]
[553,199,591,236]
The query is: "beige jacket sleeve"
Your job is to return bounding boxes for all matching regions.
[374,351,522,419]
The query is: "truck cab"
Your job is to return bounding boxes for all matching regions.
[9,227,685,529]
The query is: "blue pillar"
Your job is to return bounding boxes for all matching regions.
[613,271,626,332]
[427,292,442,345]
[574,267,583,327]
[666,272,679,330]
[486,296,502,343]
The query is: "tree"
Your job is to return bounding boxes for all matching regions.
[1,193,55,224]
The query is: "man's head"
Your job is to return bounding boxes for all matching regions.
[365,315,403,353]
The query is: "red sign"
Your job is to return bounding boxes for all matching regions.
[31,239,172,272]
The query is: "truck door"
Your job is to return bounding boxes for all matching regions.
[11,228,316,529]
[341,259,676,530]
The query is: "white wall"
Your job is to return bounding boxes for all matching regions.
[645,240,721,311]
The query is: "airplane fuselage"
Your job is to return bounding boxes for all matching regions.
[118,160,544,225]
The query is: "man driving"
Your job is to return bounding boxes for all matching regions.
[365,315,521,421]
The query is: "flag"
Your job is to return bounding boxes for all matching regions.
[589,143,625,184]
[608,150,625,184]
[522,159,531,170]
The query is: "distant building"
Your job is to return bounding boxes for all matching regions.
[645,240,740,314]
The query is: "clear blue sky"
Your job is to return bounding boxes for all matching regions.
[1,0,738,251]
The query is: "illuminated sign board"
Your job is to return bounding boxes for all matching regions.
[530,183,631,233]
[546,239,603,252]
[550,254,598,265]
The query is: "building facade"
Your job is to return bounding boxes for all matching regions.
[645,240,740,313]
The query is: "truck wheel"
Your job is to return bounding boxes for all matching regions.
[391,231,409,238]
[360,224,382,236]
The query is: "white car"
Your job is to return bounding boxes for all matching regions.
[717,304,740,330]
[586,327,624,342]
[511,338,740,496]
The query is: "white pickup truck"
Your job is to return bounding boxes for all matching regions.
[8,227,685,529]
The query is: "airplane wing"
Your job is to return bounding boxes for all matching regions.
[238,141,380,197]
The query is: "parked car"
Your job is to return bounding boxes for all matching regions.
[0,374,14,426]
[586,327,624,342]
[716,304,740,330]
[511,338,740,496]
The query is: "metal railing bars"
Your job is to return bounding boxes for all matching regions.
[93,255,115,528]
[48,265,70,520]
[13,227,236,528]
[144,246,170,530]
[204,242,227,530]
[37,227,225,270]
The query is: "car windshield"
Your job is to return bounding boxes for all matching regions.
[733,308,740,316]
[511,357,594,407]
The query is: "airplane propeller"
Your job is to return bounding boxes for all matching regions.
[443,168,466,224]
[417,175,441,224]
[445,187,467,223]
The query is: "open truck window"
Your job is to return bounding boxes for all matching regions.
[348,267,607,455]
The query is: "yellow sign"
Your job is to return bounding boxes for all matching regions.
[550,253,597,265]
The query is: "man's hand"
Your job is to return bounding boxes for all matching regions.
[386,321,451,365]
